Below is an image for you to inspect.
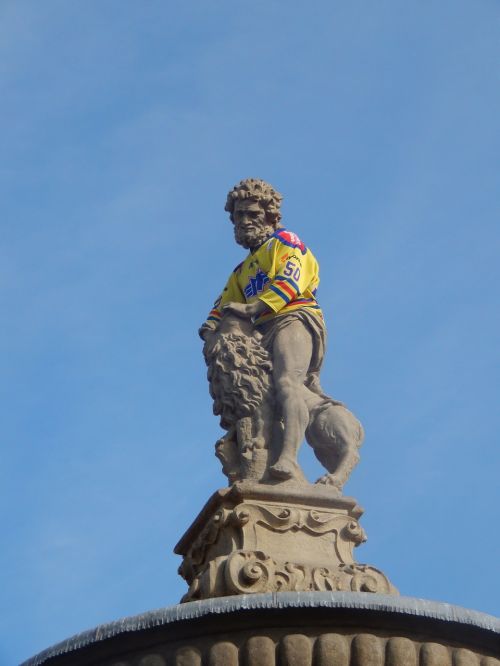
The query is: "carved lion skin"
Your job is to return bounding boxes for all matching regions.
[204,315,364,493]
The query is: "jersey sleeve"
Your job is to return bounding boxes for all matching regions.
[201,267,245,330]
[258,232,318,313]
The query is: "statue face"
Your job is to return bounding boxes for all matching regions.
[232,199,274,250]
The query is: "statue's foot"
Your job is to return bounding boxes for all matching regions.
[315,474,342,494]
[269,459,300,480]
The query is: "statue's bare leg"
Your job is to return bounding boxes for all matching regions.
[315,446,360,489]
[269,321,313,480]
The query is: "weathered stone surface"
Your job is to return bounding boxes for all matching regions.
[22,593,500,666]
[243,636,275,666]
[175,646,202,666]
[205,313,364,493]
[314,633,349,666]
[208,642,238,666]
[191,179,397,601]
[386,636,416,665]
[421,643,451,666]
[175,483,396,601]
[453,648,479,666]
[351,634,384,666]
[279,634,312,666]
[200,179,364,491]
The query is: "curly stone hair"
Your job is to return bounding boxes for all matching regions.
[225,178,283,227]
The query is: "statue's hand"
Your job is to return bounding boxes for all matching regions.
[199,323,217,341]
[222,300,267,320]
[222,302,253,319]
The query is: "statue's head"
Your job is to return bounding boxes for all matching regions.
[225,178,283,250]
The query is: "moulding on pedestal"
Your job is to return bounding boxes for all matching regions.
[175,482,397,601]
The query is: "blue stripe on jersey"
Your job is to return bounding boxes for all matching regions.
[269,284,292,303]
[275,275,300,292]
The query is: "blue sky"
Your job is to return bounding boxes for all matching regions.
[1,1,499,663]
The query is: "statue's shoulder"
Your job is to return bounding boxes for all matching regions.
[272,228,307,255]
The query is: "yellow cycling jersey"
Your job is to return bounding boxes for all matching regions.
[205,228,323,327]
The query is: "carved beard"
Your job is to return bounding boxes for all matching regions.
[234,223,275,250]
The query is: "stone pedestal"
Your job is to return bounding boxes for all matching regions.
[175,482,397,602]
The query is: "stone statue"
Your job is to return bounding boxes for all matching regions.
[199,178,364,494]
[175,179,396,602]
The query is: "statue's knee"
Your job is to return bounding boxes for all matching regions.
[275,377,302,401]
[275,376,298,399]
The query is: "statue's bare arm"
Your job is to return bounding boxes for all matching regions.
[199,301,264,341]
[222,299,268,321]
